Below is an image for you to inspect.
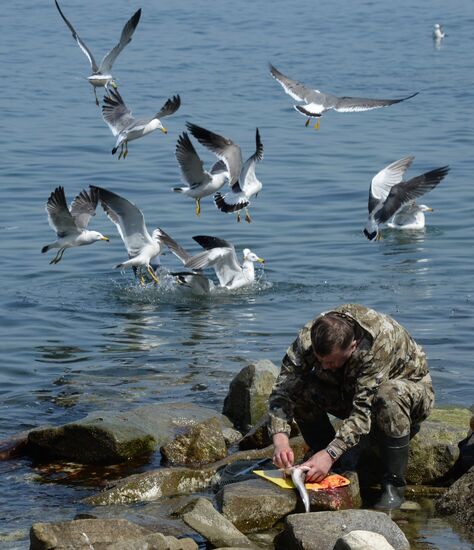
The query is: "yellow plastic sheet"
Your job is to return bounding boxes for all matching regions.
[253,470,350,491]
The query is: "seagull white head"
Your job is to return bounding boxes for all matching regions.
[87,230,110,243]
[243,248,265,263]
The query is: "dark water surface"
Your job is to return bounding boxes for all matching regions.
[1,0,473,547]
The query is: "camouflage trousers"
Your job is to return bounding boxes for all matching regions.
[292,373,435,451]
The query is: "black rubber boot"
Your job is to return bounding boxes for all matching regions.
[374,434,410,510]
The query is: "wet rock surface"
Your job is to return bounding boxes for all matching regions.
[274,510,410,550]
[216,477,297,532]
[160,417,228,466]
[223,359,279,432]
[435,465,474,537]
[27,403,232,464]
[179,497,256,548]
[333,530,395,550]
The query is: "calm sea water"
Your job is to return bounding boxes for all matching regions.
[1,0,473,547]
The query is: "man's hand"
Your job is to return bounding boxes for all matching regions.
[272,432,294,468]
[301,449,334,482]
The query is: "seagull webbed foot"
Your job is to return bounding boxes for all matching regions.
[147,265,159,284]
[236,211,241,223]
[195,198,201,216]
[305,118,311,127]
[245,208,252,223]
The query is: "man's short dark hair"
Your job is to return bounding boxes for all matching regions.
[311,312,355,356]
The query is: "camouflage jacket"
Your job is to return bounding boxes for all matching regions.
[268,304,430,459]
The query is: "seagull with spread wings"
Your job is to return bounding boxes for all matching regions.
[172,132,228,216]
[184,236,264,290]
[186,123,263,223]
[54,1,141,105]
[269,63,418,129]
[91,185,170,283]
[42,186,109,264]
[102,88,180,159]
[364,157,449,241]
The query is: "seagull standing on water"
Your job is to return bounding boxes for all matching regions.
[54,1,141,106]
[364,157,450,241]
[102,88,181,159]
[42,186,109,264]
[92,185,168,283]
[184,236,265,290]
[172,132,228,216]
[269,63,419,129]
[433,24,446,40]
[186,123,263,223]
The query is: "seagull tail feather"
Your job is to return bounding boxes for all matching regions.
[172,187,185,193]
[112,147,118,155]
[41,244,51,253]
[115,262,125,269]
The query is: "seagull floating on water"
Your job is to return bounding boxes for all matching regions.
[172,132,228,216]
[42,186,109,264]
[102,88,181,159]
[186,123,263,223]
[269,63,419,129]
[92,185,170,283]
[54,1,141,106]
[364,156,450,241]
[433,24,446,40]
[184,236,265,290]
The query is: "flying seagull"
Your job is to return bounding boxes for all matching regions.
[186,123,263,223]
[102,88,181,159]
[172,132,228,216]
[184,236,265,290]
[364,157,450,240]
[269,63,419,129]
[42,186,109,264]
[91,185,169,283]
[54,1,141,105]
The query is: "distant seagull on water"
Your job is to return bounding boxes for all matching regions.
[269,63,419,129]
[54,1,141,105]
[186,123,263,223]
[364,157,450,241]
[433,24,446,40]
[102,88,181,159]
[184,236,265,290]
[42,186,109,264]
[172,132,228,216]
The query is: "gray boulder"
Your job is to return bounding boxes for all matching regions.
[160,417,228,466]
[223,360,279,431]
[28,403,232,464]
[333,530,395,550]
[30,518,151,550]
[216,478,297,533]
[180,497,256,548]
[274,510,409,550]
[435,465,474,537]
[104,532,198,550]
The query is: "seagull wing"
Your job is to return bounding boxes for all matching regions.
[375,166,449,224]
[269,63,319,102]
[240,127,263,196]
[186,122,243,186]
[175,132,210,185]
[55,0,98,72]
[334,92,419,113]
[91,185,151,257]
[101,88,135,136]
[156,227,192,264]
[70,187,99,230]
[369,156,415,212]
[188,235,241,287]
[99,9,141,73]
[155,95,181,119]
[46,186,80,237]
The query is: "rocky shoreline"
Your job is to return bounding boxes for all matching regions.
[1,360,473,550]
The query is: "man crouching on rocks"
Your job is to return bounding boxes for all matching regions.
[268,303,434,510]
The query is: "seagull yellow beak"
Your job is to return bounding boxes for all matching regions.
[111,81,118,89]
[427,207,434,212]
[102,236,110,241]
[257,258,265,264]
[160,127,168,134]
